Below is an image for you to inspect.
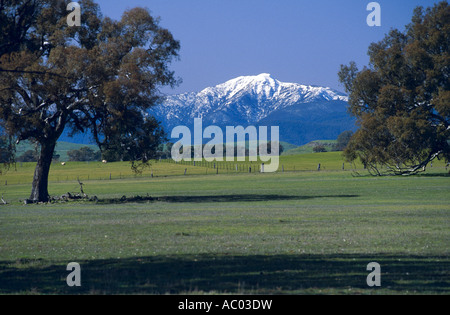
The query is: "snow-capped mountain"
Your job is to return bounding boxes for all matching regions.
[150,73,356,145]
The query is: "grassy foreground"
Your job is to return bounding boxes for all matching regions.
[0,154,449,294]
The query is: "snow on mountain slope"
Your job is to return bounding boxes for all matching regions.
[150,73,354,145]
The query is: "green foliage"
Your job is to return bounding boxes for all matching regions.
[187,141,285,159]
[101,116,167,173]
[0,0,180,201]
[283,140,336,155]
[334,130,354,151]
[158,142,174,160]
[15,141,98,162]
[339,1,450,175]
[67,146,101,162]
[313,144,327,153]
[0,134,15,175]
[0,135,14,163]
[16,149,38,162]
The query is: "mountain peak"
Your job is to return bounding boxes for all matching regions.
[150,74,354,145]
[256,73,272,78]
[213,73,280,97]
[209,74,347,103]
[233,73,275,84]
[252,73,277,85]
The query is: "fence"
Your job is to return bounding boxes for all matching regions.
[5,158,445,185]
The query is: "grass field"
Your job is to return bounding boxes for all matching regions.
[1,151,365,187]
[0,152,449,294]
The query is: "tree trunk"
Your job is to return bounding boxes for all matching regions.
[29,140,57,202]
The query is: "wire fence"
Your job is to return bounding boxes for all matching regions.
[2,158,448,186]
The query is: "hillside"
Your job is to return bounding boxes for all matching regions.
[15,141,99,162]
[282,140,338,155]
[14,139,337,162]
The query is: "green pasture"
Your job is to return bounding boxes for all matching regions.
[1,151,366,187]
[0,152,448,294]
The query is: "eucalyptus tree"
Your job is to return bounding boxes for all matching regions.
[0,0,180,201]
[339,1,449,175]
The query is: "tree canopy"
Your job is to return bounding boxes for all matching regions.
[334,130,354,151]
[0,0,180,201]
[339,1,449,175]
[67,146,100,162]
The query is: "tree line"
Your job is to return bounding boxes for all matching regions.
[3,131,353,163]
[311,130,354,153]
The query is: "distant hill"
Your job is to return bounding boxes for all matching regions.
[15,141,99,162]
[13,138,339,162]
[282,140,338,155]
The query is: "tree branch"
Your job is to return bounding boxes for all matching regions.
[0,68,67,78]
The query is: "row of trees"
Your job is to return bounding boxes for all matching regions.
[166,141,284,159]
[7,132,351,161]
[15,147,98,162]
[11,141,285,162]
[312,130,355,153]
[16,149,57,162]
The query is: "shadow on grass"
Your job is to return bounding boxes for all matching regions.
[96,194,360,204]
[0,254,448,294]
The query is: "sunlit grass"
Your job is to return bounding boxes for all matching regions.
[0,153,448,294]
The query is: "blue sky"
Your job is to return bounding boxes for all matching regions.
[94,0,442,95]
